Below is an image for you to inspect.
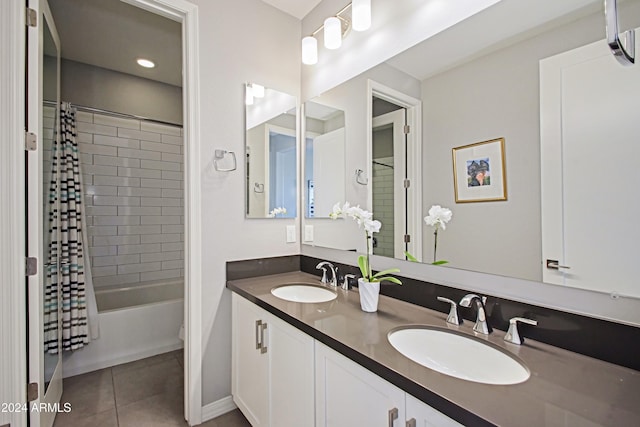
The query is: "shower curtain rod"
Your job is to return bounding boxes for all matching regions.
[43,100,182,128]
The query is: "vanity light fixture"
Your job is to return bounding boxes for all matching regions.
[324,17,342,49]
[352,0,371,31]
[301,1,372,65]
[136,58,155,68]
[302,36,318,65]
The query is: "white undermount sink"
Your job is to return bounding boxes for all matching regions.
[271,284,337,303]
[387,326,530,385]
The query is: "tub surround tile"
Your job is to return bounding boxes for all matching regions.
[79,111,184,290]
[140,269,182,282]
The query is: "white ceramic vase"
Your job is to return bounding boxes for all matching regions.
[358,278,380,312]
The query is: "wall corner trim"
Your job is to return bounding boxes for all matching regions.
[201,396,238,423]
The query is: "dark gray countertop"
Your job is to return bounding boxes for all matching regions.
[227,271,640,427]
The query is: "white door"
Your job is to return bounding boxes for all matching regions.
[540,30,640,297]
[372,109,407,259]
[26,0,63,426]
[268,314,315,426]
[312,127,346,216]
[232,294,269,426]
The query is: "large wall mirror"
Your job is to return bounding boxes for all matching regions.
[245,84,298,218]
[301,0,640,298]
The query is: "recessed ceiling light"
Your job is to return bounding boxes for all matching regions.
[136,58,155,68]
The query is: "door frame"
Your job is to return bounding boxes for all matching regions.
[0,1,28,426]
[122,0,203,424]
[366,80,422,262]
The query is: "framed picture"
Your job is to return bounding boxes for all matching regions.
[452,138,507,203]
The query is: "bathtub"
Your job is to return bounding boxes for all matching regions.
[62,279,184,378]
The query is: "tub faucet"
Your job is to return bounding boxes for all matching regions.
[316,261,338,287]
[459,294,492,334]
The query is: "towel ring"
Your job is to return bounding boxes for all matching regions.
[213,149,237,172]
[254,183,265,193]
[355,169,368,185]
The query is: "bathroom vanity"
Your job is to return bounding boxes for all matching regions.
[228,271,640,427]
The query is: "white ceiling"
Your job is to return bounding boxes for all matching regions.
[260,0,322,19]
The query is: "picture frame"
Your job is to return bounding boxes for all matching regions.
[452,137,507,203]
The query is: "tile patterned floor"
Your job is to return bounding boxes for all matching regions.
[54,350,250,427]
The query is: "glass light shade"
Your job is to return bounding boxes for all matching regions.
[352,0,371,32]
[302,36,318,65]
[324,17,342,50]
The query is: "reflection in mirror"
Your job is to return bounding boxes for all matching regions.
[303,101,345,218]
[42,13,59,392]
[245,84,297,218]
[301,0,640,298]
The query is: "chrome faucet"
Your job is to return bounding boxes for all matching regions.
[316,261,338,287]
[437,296,463,325]
[459,294,492,334]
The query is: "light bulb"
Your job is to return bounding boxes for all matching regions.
[352,0,371,32]
[136,58,155,68]
[324,17,342,50]
[302,36,318,65]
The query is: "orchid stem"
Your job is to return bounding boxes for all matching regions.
[433,228,438,264]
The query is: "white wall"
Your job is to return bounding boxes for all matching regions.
[190,0,301,405]
[61,59,183,125]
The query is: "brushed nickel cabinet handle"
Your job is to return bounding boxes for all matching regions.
[255,320,262,350]
[388,407,398,427]
[260,322,268,354]
[406,419,416,427]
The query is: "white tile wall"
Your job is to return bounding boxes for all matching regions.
[78,111,184,288]
[372,157,395,258]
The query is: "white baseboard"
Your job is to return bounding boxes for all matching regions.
[201,396,237,422]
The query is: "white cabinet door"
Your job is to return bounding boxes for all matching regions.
[405,393,463,427]
[232,294,315,427]
[232,294,269,426]
[268,314,315,426]
[316,342,405,427]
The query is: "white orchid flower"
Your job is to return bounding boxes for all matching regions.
[363,219,382,233]
[268,207,287,218]
[424,205,452,230]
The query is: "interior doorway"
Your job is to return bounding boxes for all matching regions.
[368,81,423,262]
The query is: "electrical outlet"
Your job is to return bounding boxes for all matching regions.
[286,225,296,243]
[304,225,314,242]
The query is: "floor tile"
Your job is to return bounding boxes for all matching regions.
[201,409,251,427]
[113,357,183,407]
[53,408,118,427]
[112,351,179,377]
[117,392,187,427]
[60,368,116,418]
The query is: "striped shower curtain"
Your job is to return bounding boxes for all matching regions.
[44,102,90,353]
